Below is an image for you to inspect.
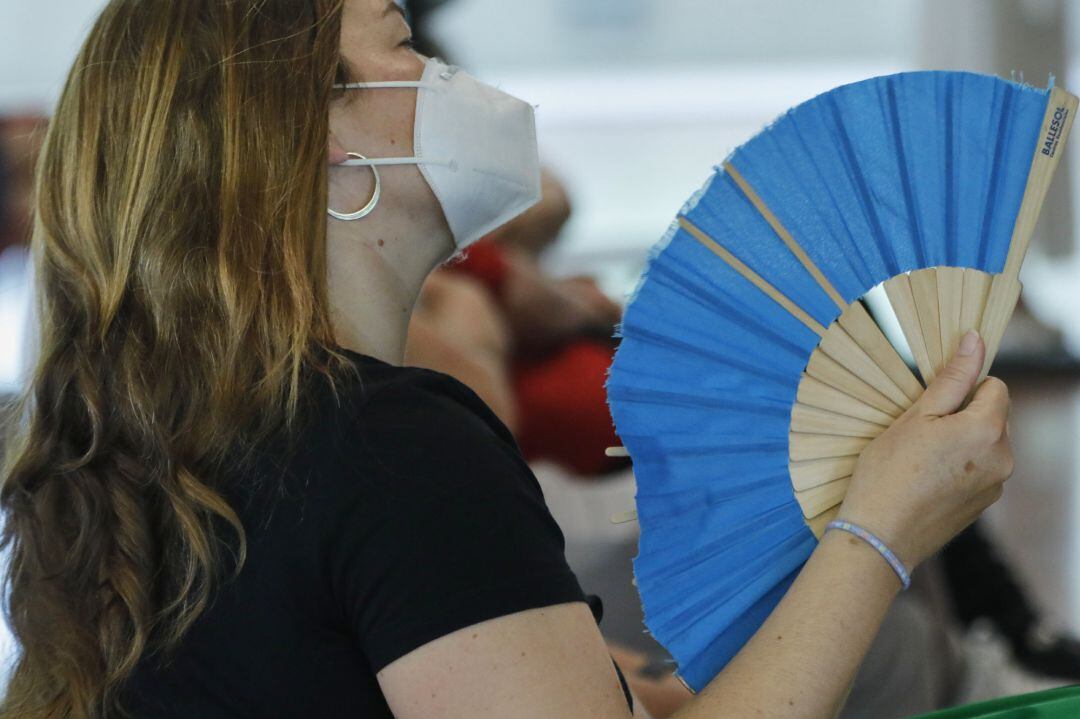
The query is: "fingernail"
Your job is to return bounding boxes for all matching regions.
[959,330,979,357]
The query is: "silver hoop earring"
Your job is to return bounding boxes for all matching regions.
[328,152,382,221]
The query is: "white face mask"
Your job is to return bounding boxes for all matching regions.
[332,57,542,250]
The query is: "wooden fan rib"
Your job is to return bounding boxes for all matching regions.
[978,275,1023,382]
[724,162,923,402]
[835,302,924,401]
[909,269,944,382]
[806,506,841,539]
[724,163,847,308]
[960,269,993,337]
[805,348,902,417]
[789,432,870,462]
[976,89,1078,379]
[790,403,887,439]
[1002,88,1079,279]
[796,374,899,424]
[790,456,858,491]
[679,210,919,415]
[678,217,827,336]
[795,475,851,519]
[817,325,912,409]
[606,441,872,483]
[883,273,935,383]
[937,267,965,366]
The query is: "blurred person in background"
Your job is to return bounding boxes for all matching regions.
[401,0,628,479]
[0,118,45,257]
[410,173,627,477]
[0,118,46,395]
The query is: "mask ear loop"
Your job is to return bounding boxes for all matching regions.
[328,153,382,221]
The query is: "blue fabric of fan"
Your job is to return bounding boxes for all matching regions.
[731,72,1048,299]
[613,224,821,687]
[608,71,1052,692]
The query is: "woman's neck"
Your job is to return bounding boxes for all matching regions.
[326,232,429,366]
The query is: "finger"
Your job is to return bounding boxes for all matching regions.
[918,331,986,417]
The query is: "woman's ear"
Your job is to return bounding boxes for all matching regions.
[328,133,350,165]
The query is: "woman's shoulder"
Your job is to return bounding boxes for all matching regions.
[310,354,585,679]
[303,347,533,502]
[330,347,517,446]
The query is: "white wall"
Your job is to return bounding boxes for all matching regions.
[0,0,109,113]
[428,0,915,72]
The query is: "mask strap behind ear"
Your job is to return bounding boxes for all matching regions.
[335,80,429,90]
[334,63,459,91]
[340,156,457,170]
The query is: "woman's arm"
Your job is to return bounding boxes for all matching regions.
[378,333,1012,718]
[674,529,901,718]
[375,534,898,719]
[378,602,639,719]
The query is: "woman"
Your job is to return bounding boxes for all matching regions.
[0,1,1013,717]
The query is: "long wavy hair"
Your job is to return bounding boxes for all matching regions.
[0,1,358,716]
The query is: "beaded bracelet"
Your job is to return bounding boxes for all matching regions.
[825,520,911,591]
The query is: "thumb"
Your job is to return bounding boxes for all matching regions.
[917,331,986,417]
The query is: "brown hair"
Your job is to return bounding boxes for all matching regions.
[0,1,356,716]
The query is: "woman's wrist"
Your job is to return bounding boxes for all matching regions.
[834,505,921,574]
[825,520,911,590]
[816,526,907,595]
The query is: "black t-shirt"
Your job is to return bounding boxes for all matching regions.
[122,348,602,717]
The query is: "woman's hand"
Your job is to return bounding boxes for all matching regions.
[837,330,1014,572]
[559,276,623,328]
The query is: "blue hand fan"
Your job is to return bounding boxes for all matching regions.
[606,71,1077,692]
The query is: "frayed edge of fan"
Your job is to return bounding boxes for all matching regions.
[1007,69,1056,92]
[616,171,722,339]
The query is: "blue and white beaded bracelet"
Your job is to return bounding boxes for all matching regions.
[825,520,911,591]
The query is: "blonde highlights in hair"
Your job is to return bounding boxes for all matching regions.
[0,1,357,716]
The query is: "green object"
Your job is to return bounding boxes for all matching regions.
[911,685,1080,718]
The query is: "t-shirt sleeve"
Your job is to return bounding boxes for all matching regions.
[325,372,587,674]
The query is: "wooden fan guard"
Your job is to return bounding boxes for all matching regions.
[608,87,1079,536]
